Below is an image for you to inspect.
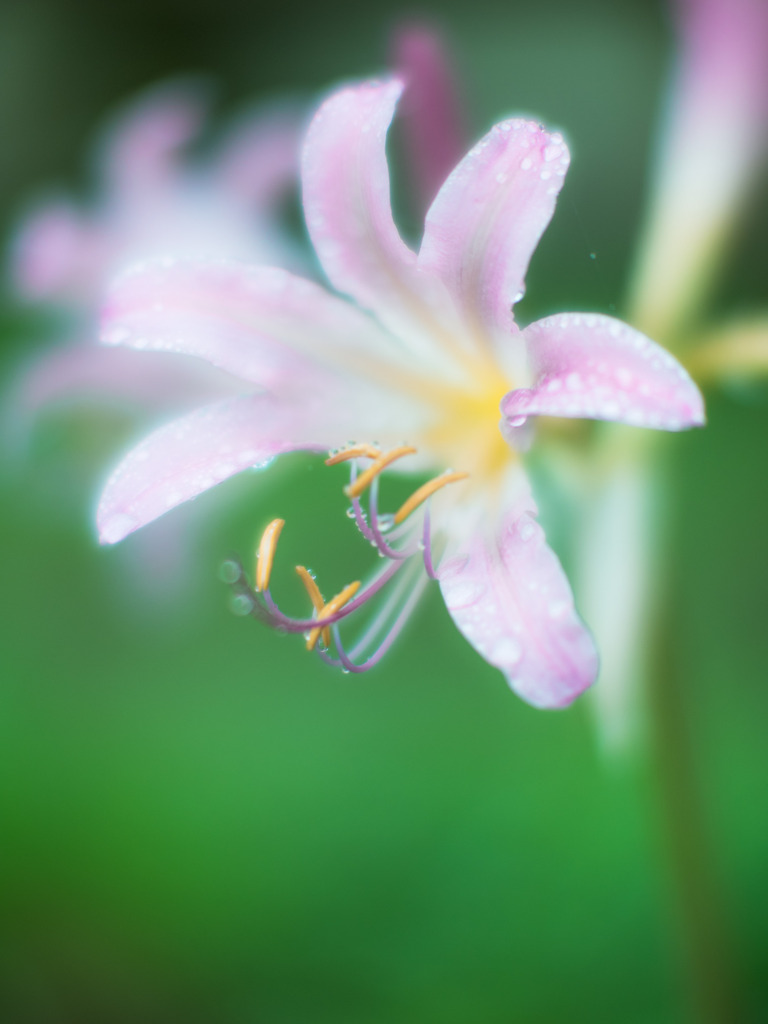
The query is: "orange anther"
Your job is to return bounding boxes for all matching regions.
[255,518,284,592]
[325,444,382,466]
[306,580,361,652]
[393,472,469,525]
[295,565,330,648]
[344,446,417,499]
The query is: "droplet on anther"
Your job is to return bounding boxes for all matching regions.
[230,593,254,616]
[219,560,241,584]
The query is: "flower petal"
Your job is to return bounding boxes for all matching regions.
[99,80,209,196]
[215,103,304,208]
[12,202,107,303]
[12,342,240,423]
[501,313,705,430]
[439,494,598,709]
[390,24,466,214]
[419,119,570,337]
[301,78,453,353]
[96,393,332,544]
[101,257,405,390]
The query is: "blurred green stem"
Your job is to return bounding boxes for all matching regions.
[648,590,743,1024]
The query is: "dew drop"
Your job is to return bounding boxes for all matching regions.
[377,513,395,533]
[104,326,130,346]
[345,506,356,519]
[219,560,241,584]
[445,581,484,608]
[100,513,138,544]
[518,520,536,542]
[230,593,254,616]
[491,637,522,665]
[548,599,569,620]
[509,415,527,428]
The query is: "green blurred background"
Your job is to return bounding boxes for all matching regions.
[1,0,767,1021]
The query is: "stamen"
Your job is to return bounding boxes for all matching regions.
[421,507,439,580]
[344,445,417,499]
[295,565,330,648]
[393,471,469,525]
[318,567,429,673]
[325,444,382,466]
[306,580,361,651]
[255,518,284,592]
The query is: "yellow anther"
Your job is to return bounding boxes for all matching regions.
[393,471,470,525]
[306,580,361,652]
[295,565,330,648]
[344,445,417,499]
[255,518,284,592]
[325,444,382,466]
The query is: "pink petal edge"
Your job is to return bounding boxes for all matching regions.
[419,119,570,338]
[502,313,705,430]
[301,77,452,349]
[101,257,401,390]
[439,502,599,709]
[96,394,328,544]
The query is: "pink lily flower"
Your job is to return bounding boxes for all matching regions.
[10,80,304,423]
[96,78,704,708]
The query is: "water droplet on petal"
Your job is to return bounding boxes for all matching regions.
[548,599,569,620]
[104,326,130,346]
[518,520,536,543]
[509,415,527,428]
[491,637,522,665]
[445,581,484,608]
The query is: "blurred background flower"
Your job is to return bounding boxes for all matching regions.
[1,1,767,1022]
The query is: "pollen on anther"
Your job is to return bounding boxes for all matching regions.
[306,580,361,652]
[393,471,469,525]
[255,518,284,592]
[344,446,417,499]
[325,443,382,466]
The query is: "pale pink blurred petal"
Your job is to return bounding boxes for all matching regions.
[501,313,704,429]
[97,393,334,544]
[439,487,598,709]
[99,80,209,196]
[101,258,404,389]
[419,120,570,338]
[12,343,241,423]
[390,24,466,213]
[12,202,108,303]
[215,104,305,207]
[628,0,768,340]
